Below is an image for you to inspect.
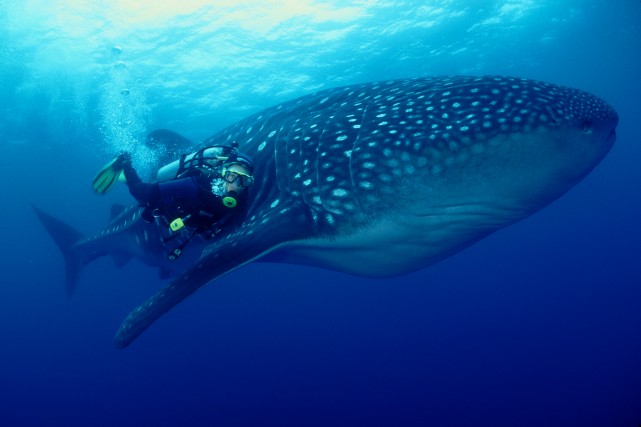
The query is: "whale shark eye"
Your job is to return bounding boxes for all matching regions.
[580,120,593,134]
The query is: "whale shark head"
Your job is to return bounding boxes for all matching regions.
[223,76,618,277]
[34,76,616,348]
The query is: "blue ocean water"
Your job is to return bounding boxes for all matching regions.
[1,1,640,426]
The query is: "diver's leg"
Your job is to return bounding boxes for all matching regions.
[117,155,161,207]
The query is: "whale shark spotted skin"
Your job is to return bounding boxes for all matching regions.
[34,76,618,348]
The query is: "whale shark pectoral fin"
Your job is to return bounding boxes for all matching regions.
[113,206,310,348]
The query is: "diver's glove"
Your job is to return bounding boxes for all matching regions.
[113,151,132,169]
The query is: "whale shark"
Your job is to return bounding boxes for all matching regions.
[34,76,618,348]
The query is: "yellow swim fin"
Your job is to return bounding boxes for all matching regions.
[92,157,124,194]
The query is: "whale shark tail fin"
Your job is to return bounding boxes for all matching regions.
[31,204,84,296]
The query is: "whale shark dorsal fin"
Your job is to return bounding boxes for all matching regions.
[113,203,310,348]
[146,129,195,172]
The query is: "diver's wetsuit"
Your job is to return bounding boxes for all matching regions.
[121,160,245,231]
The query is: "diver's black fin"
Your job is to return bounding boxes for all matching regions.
[31,204,84,296]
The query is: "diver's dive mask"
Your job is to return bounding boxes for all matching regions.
[221,164,254,188]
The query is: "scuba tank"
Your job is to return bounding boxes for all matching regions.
[155,145,232,182]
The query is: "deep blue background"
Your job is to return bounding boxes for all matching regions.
[1,1,640,426]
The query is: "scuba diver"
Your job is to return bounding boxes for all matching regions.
[92,144,255,260]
